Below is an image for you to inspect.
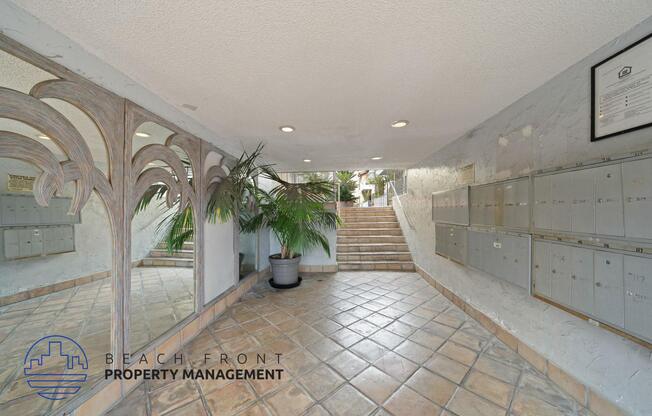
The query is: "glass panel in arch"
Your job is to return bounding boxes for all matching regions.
[0,49,114,415]
[133,121,193,179]
[130,122,195,353]
[203,154,235,303]
[41,98,110,176]
[239,229,257,279]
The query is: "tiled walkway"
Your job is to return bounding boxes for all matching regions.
[130,267,195,351]
[0,267,194,416]
[108,271,591,416]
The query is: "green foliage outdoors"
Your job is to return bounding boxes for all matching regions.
[336,170,358,202]
[368,173,389,196]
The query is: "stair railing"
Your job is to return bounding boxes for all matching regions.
[388,180,415,230]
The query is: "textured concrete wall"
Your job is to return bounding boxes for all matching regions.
[400,17,652,415]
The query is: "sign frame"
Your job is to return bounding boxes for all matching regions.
[591,32,652,142]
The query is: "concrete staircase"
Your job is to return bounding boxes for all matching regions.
[337,207,415,271]
[140,241,194,268]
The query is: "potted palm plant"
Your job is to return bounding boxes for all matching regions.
[140,144,339,288]
[241,170,339,288]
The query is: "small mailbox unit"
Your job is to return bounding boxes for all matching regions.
[0,193,79,261]
[433,154,652,345]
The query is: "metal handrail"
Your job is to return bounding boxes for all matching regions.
[388,180,415,230]
[336,182,341,216]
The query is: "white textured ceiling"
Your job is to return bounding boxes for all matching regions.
[10,0,652,171]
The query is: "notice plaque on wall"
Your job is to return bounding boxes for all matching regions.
[7,174,35,192]
[458,163,475,185]
[591,33,652,141]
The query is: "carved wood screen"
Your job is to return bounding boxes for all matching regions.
[0,33,231,414]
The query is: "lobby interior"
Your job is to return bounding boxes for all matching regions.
[1,1,652,416]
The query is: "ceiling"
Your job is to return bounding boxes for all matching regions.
[10,1,652,171]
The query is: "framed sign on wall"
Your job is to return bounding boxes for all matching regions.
[7,174,35,192]
[591,33,652,142]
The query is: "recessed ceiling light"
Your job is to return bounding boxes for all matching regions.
[37,134,50,140]
[371,156,383,160]
[135,132,151,138]
[279,125,295,133]
[303,159,311,163]
[391,120,409,128]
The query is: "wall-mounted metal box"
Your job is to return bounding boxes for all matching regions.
[594,250,625,327]
[469,177,529,230]
[624,256,652,342]
[470,183,496,226]
[0,193,80,226]
[437,153,652,346]
[622,158,652,240]
[2,225,75,260]
[467,228,530,290]
[532,240,552,298]
[532,239,651,343]
[435,223,467,264]
[502,178,530,229]
[594,165,624,237]
[432,186,469,226]
[550,171,573,232]
[532,159,647,238]
[570,168,596,234]
[1,193,79,261]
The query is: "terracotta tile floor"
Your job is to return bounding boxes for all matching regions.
[108,271,593,416]
[129,266,195,351]
[0,266,194,416]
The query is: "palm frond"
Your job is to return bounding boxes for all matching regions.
[253,170,341,259]
[206,143,271,224]
[156,206,194,254]
[135,183,168,214]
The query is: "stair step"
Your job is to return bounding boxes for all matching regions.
[140,257,194,268]
[337,207,411,271]
[157,241,194,250]
[150,249,194,258]
[341,210,396,215]
[341,222,400,229]
[337,243,410,253]
[340,208,394,212]
[337,228,403,236]
[338,261,415,271]
[337,252,413,262]
[343,215,397,222]
[337,235,406,244]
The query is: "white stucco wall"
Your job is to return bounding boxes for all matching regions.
[399,17,652,415]
[268,224,337,266]
[203,219,235,304]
